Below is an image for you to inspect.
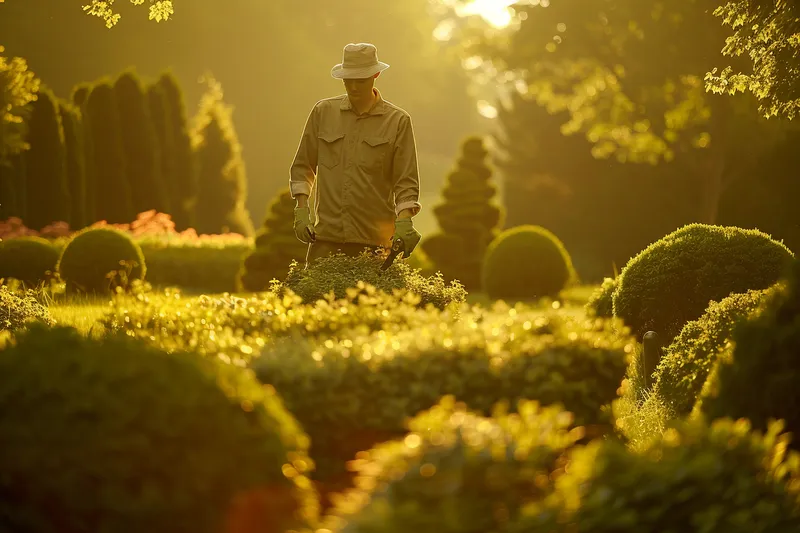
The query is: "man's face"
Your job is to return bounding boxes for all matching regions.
[343,74,377,101]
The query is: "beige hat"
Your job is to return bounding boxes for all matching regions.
[331,43,390,79]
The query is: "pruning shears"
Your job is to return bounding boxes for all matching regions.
[381,238,404,271]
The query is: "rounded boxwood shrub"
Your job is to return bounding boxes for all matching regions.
[613,223,794,343]
[652,287,772,416]
[321,396,583,533]
[0,236,60,286]
[0,284,53,331]
[513,418,800,532]
[0,324,319,533]
[700,258,800,448]
[252,307,633,484]
[57,227,146,294]
[584,276,617,318]
[481,225,576,302]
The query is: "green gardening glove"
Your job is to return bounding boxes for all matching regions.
[293,206,316,244]
[391,217,421,256]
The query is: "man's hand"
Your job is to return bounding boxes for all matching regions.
[293,206,316,244]
[391,217,421,256]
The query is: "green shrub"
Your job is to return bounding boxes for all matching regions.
[584,276,616,318]
[700,258,800,448]
[513,418,800,532]
[481,225,576,302]
[0,284,53,331]
[101,283,452,363]
[252,306,633,481]
[613,223,794,343]
[0,324,318,533]
[0,236,60,286]
[321,396,582,533]
[277,251,466,311]
[57,227,146,294]
[652,288,772,416]
[138,237,252,294]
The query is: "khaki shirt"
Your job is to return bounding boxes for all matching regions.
[289,88,422,247]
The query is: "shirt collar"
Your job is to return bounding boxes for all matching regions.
[340,87,387,115]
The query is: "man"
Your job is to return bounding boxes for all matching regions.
[289,42,422,267]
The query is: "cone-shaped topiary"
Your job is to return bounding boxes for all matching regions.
[0,236,60,286]
[238,188,307,292]
[653,288,772,416]
[22,86,70,231]
[155,71,197,231]
[420,136,503,290]
[191,75,254,237]
[613,223,794,343]
[85,80,135,224]
[71,82,95,224]
[58,100,87,230]
[512,417,800,532]
[321,396,583,533]
[147,82,177,218]
[0,156,23,220]
[481,225,576,301]
[57,227,145,294]
[0,323,319,533]
[700,258,800,449]
[114,70,170,215]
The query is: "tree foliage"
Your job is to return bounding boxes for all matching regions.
[705,0,800,119]
[190,74,253,236]
[0,45,40,163]
[58,101,87,229]
[82,0,174,28]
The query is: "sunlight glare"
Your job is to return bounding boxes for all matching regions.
[477,100,499,118]
[458,0,518,28]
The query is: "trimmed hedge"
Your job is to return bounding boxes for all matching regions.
[57,227,146,294]
[482,225,576,301]
[0,236,60,286]
[252,306,633,480]
[613,223,793,343]
[652,288,772,416]
[321,396,582,533]
[584,276,616,318]
[0,324,318,533]
[513,418,800,532]
[277,251,466,311]
[700,258,800,448]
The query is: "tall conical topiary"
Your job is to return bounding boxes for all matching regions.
[238,188,307,292]
[113,70,169,216]
[0,156,21,220]
[58,101,86,230]
[85,80,134,224]
[420,136,503,290]
[71,83,95,224]
[190,75,254,237]
[155,71,196,230]
[22,87,70,231]
[146,82,176,213]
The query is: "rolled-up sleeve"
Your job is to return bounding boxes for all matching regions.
[289,104,319,198]
[392,115,422,217]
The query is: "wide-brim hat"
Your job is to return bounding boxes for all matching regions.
[331,42,390,79]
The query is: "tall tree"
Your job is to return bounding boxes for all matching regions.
[438,0,791,224]
[190,75,253,236]
[156,71,196,230]
[0,155,23,220]
[420,136,503,290]
[58,101,87,229]
[0,45,39,164]
[114,70,169,215]
[71,82,96,224]
[22,87,70,230]
[146,82,176,217]
[85,80,134,224]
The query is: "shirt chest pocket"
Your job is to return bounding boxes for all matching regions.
[318,132,345,169]
[358,136,391,174]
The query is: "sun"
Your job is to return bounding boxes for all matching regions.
[459,0,518,28]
